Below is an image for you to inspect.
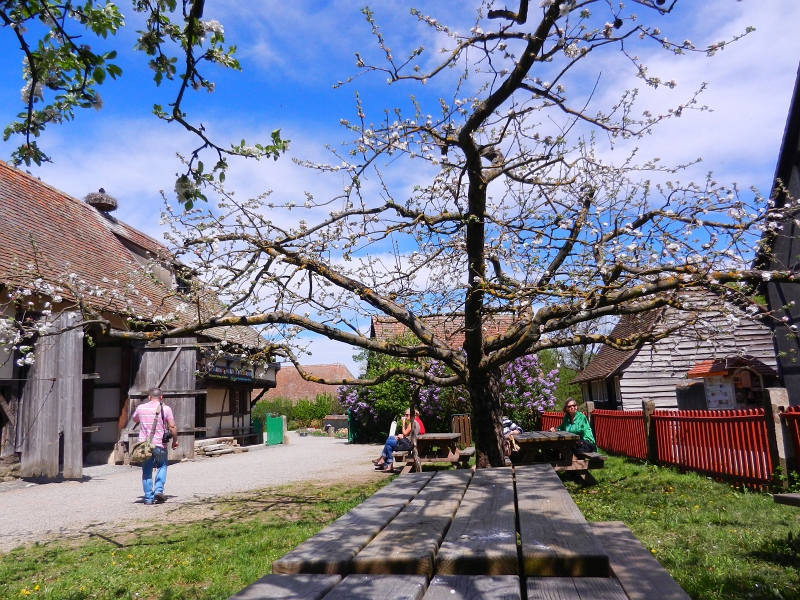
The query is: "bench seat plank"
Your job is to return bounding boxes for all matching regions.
[589,521,690,600]
[352,470,473,576]
[515,464,609,577]
[435,467,519,575]
[323,574,428,600]
[527,577,626,600]
[272,472,435,574]
[227,574,341,599]
[422,575,521,600]
[774,493,800,507]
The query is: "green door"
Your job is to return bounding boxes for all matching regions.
[265,415,283,446]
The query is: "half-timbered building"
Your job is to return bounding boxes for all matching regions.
[0,161,279,478]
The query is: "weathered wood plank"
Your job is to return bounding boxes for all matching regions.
[422,575,521,600]
[352,469,473,576]
[226,574,341,600]
[20,315,60,478]
[515,464,609,577]
[58,312,83,479]
[272,471,435,575]
[774,493,800,507]
[589,521,690,600]
[435,467,518,575]
[323,574,427,600]
[527,577,627,600]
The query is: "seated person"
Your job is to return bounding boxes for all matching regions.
[373,409,425,472]
[549,398,596,455]
[502,416,523,438]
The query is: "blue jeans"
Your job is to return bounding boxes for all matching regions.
[141,446,167,503]
[382,437,398,464]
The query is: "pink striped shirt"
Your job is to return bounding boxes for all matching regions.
[133,400,175,448]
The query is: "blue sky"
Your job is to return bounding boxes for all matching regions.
[1,1,800,375]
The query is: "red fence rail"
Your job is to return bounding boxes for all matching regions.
[593,409,647,460]
[780,406,800,467]
[651,408,772,485]
[541,412,564,431]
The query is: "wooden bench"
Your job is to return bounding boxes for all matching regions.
[218,426,261,445]
[590,521,690,600]
[391,447,476,473]
[351,470,473,576]
[774,493,800,508]
[515,464,610,577]
[272,472,434,574]
[435,467,518,575]
[554,451,607,485]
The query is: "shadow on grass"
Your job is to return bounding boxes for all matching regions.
[749,531,800,569]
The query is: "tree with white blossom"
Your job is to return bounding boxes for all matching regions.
[5,0,800,467]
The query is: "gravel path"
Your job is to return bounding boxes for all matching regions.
[0,434,382,553]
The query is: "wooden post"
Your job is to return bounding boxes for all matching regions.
[764,388,792,490]
[582,401,595,429]
[642,400,658,464]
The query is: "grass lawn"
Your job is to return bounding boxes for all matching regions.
[2,458,799,600]
[0,478,389,600]
[563,456,800,600]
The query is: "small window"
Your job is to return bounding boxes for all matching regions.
[591,379,608,403]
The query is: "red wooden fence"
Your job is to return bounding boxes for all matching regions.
[651,408,772,485]
[541,411,563,431]
[592,409,647,460]
[780,406,800,467]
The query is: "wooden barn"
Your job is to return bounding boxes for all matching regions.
[573,302,778,411]
[759,62,800,407]
[0,161,279,479]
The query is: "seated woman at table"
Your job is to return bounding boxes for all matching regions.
[549,398,596,455]
[373,410,425,472]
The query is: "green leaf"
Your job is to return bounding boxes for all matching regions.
[93,67,106,84]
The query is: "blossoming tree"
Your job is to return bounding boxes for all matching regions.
[1,0,287,202]
[6,0,800,467]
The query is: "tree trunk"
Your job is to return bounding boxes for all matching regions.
[468,371,505,467]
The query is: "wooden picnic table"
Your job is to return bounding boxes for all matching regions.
[512,430,580,466]
[237,464,690,600]
[395,433,470,474]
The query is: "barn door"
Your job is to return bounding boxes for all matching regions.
[126,337,197,460]
[19,312,83,479]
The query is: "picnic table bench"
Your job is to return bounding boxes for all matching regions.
[773,493,800,508]
[234,463,689,599]
[511,431,607,484]
[392,433,474,474]
[218,426,261,445]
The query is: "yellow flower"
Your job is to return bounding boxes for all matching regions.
[650,549,656,554]
[33,585,39,591]
[128,554,133,559]
[694,505,699,509]
[20,590,31,596]
[652,511,657,515]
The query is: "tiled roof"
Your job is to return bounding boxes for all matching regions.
[370,314,518,350]
[572,311,664,384]
[266,364,354,401]
[0,160,262,348]
[687,356,777,379]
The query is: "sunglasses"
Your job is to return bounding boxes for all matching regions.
[566,404,578,409]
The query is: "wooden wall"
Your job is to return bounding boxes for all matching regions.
[19,312,83,478]
[618,309,777,410]
[127,338,197,460]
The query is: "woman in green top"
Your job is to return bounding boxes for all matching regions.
[549,398,596,454]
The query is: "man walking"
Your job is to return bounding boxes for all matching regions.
[132,388,179,504]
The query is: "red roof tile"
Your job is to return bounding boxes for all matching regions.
[0,160,262,348]
[572,311,664,384]
[370,314,518,350]
[687,356,777,379]
[265,364,354,402]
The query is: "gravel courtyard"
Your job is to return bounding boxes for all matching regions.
[0,434,382,553]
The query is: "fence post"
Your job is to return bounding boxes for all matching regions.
[642,400,658,464]
[583,401,595,430]
[765,388,790,489]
